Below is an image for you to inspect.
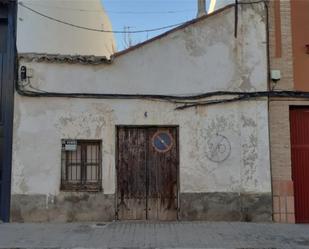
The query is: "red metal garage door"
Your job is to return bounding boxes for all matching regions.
[290,107,309,223]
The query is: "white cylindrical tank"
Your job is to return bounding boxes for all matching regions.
[17,0,116,57]
[208,0,234,13]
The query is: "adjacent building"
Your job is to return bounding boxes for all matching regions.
[17,0,116,56]
[268,0,309,224]
[0,0,16,222]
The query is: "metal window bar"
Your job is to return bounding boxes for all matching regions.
[61,140,102,192]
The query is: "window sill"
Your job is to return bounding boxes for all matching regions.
[60,182,102,193]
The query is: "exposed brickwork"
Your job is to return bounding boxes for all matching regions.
[269,100,295,223]
[268,0,298,223]
[268,0,294,91]
[269,101,292,181]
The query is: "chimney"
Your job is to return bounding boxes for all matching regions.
[197,0,207,17]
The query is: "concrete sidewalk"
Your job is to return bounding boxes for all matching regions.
[0,221,309,249]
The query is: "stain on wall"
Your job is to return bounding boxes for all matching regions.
[11,193,115,222]
[180,192,272,221]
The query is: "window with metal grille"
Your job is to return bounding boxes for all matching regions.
[61,140,102,192]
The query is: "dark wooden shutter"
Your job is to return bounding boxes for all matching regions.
[0,1,16,222]
[147,128,178,220]
[0,14,6,223]
[117,128,147,220]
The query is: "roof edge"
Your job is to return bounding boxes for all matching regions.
[18,53,113,65]
[114,3,235,58]
[18,4,236,65]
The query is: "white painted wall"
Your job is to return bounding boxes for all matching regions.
[17,0,116,56]
[21,6,267,95]
[12,4,271,196]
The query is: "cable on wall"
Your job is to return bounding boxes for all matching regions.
[16,0,279,110]
[16,81,309,110]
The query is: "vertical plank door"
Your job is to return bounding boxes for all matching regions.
[147,128,178,220]
[117,127,178,220]
[290,108,309,223]
[117,127,147,220]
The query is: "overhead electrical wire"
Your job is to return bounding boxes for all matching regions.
[20,2,195,14]
[18,2,187,33]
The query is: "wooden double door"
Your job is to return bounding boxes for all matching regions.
[116,127,178,220]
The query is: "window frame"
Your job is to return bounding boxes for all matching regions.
[61,139,102,192]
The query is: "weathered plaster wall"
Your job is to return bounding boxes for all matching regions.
[12,4,271,221]
[12,97,271,221]
[21,5,267,95]
[12,98,270,195]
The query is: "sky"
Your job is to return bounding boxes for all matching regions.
[102,0,211,51]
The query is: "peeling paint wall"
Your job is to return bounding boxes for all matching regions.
[12,4,271,221]
[13,98,270,195]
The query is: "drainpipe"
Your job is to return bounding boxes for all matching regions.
[197,0,207,17]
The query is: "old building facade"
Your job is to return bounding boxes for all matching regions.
[268,0,309,224]
[11,3,272,222]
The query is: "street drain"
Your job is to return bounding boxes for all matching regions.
[96,223,106,226]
